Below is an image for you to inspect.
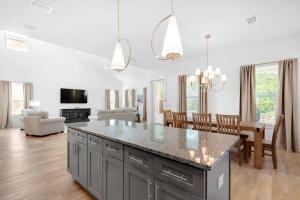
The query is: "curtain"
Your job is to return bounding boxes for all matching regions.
[125,89,129,107]
[178,75,187,112]
[131,89,136,107]
[105,89,110,110]
[115,90,119,109]
[197,73,208,113]
[143,87,147,121]
[278,59,298,152]
[239,65,256,122]
[0,81,12,129]
[23,82,33,109]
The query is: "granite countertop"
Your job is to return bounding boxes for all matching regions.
[67,120,239,170]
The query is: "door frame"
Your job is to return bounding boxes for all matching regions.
[150,79,166,125]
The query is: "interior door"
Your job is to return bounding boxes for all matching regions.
[151,80,165,124]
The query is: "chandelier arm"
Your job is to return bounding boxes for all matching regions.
[150,14,172,61]
[116,38,132,72]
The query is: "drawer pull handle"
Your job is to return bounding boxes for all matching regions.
[76,135,84,140]
[147,179,152,200]
[162,169,188,182]
[106,146,117,152]
[155,183,159,200]
[90,139,97,145]
[129,156,144,165]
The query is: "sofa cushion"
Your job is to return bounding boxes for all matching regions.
[26,111,49,119]
[40,117,65,125]
[98,110,113,114]
[123,108,136,112]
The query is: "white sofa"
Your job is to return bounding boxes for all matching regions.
[97,108,137,121]
[22,110,65,136]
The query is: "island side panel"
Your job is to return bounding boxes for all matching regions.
[206,152,230,200]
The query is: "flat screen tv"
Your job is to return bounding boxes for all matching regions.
[60,88,88,103]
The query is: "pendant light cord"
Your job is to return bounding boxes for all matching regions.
[171,0,174,15]
[117,0,120,42]
[205,34,210,67]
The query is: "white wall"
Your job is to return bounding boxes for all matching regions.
[142,34,300,142]
[0,31,123,119]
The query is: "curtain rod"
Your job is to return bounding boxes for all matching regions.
[253,57,297,67]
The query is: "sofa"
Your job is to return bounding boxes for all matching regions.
[21,110,65,136]
[97,108,137,121]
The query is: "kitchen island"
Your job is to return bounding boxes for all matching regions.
[67,120,239,200]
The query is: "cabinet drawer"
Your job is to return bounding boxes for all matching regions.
[103,139,123,161]
[154,157,205,198]
[124,146,153,173]
[88,134,102,152]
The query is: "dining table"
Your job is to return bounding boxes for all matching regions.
[166,119,265,169]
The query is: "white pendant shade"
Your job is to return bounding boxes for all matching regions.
[195,68,201,76]
[111,42,125,71]
[161,16,183,60]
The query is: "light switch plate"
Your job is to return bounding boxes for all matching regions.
[218,173,224,190]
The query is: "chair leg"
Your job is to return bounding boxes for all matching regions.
[244,142,249,163]
[272,148,277,169]
[238,144,242,167]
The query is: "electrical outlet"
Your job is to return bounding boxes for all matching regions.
[218,173,224,190]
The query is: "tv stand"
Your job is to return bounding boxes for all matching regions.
[60,108,91,123]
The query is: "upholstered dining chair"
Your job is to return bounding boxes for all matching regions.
[192,113,212,132]
[245,115,284,169]
[172,112,188,129]
[216,114,244,166]
[163,110,173,127]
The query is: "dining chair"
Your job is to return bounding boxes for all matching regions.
[192,113,212,132]
[163,110,173,127]
[245,115,284,169]
[216,114,244,166]
[172,112,188,129]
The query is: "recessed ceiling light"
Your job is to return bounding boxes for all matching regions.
[5,32,28,52]
[31,0,53,13]
[246,16,257,24]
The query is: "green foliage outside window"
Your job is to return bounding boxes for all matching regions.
[255,65,279,123]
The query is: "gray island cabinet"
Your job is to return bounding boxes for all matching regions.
[67,120,239,200]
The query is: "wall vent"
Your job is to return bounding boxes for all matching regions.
[31,0,53,13]
[5,32,28,52]
[246,16,257,24]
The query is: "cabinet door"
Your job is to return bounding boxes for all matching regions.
[67,135,76,175]
[124,164,154,200]
[87,144,103,199]
[74,141,88,189]
[155,179,203,200]
[103,155,123,200]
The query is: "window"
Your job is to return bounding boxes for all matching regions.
[127,89,132,108]
[110,90,116,110]
[186,75,198,118]
[11,82,24,115]
[255,63,279,124]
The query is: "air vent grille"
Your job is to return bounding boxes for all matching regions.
[31,0,53,13]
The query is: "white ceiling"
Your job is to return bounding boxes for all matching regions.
[0,0,300,69]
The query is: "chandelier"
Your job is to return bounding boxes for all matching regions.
[195,34,227,92]
[111,0,131,72]
[151,0,183,60]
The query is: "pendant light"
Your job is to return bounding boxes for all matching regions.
[195,34,227,92]
[151,0,183,60]
[111,0,131,72]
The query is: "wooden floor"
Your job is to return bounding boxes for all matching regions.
[0,129,299,200]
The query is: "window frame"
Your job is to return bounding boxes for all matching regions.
[11,82,25,115]
[255,62,279,125]
[186,75,199,119]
